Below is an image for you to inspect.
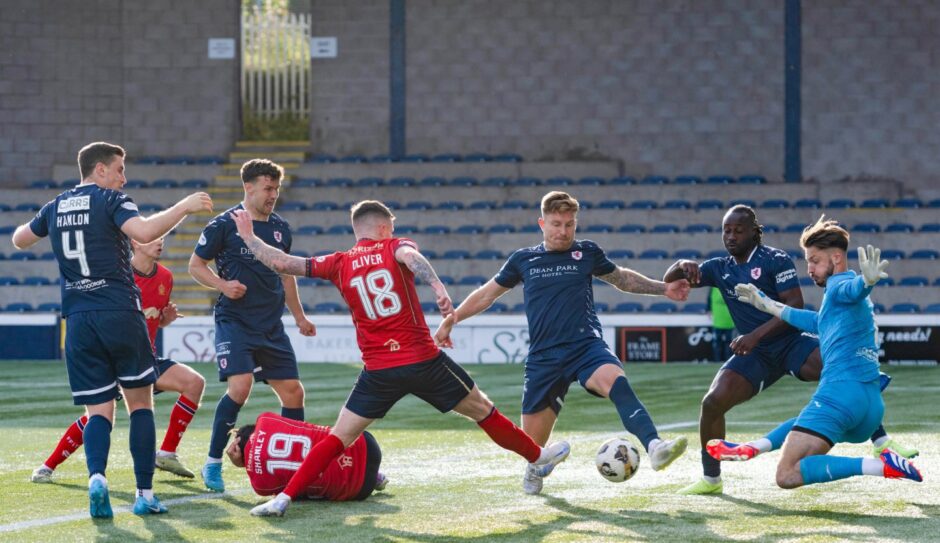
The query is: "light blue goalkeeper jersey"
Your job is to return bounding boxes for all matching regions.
[779,270,880,384]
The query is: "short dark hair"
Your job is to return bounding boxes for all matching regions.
[800,215,849,251]
[233,424,256,465]
[541,191,580,215]
[726,204,764,245]
[240,159,284,184]
[77,142,125,179]
[350,200,395,225]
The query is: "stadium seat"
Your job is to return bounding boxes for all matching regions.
[355,177,383,188]
[59,178,79,187]
[899,276,929,286]
[39,252,55,260]
[338,155,367,163]
[706,175,735,185]
[695,200,723,210]
[628,200,657,210]
[617,224,646,233]
[442,249,471,260]
[639,249,669,259]
[762,224,781,233]
[614,302,643,313]
[784,223,807,233]
[860,198,890,209]
[910,249,939,260]
[585,224,614,233]
[0,276,19,285]
[165,156,195,165]
[450,176,478,186]
[388,177,416,187]
[729,199,757,208]
[369,154,394,163]
[310,201,339,211]
[663,200,692,210]
[706,249,727,259]
[181,178,209,188]
[36,302,61,312]
[150,179,179,189]
[419,176,446,187]
[455,225,484,235]
[14,203,41,212]
[404,201,433,210]
[889,303,920,314]
[544,177,573,187]
[22,276,51,286]
[876,277,895,287]
[431,153,461,163]
[577,176,605,186]
[436,201,464,210]
[485,302,509,313]
[682,303,708,314]
[8,251,36,261]
[502,200,529,209]
[519,224,541,233]
[894,198,923,208]
[421,250,438,259]
[872,303,886,314]
[607,249,635,259]
[29,179,56,189]
[510,303,526,313]
[494,153,523,163]
[650,224,680,234]
[608,176,637,185]
[324,177,353,188]
[919,223,940,233]
[307,154,336,164]
[648,302,677,313]
[464,153,493,162]
[5,303,33,312]
[851,223,881,233]
[474,249,503,260]
[0,226,13,235]
[924,303,940,313]
[884,223,915,233]
[513,176,539,186]
[594,302,610,313]
[738,175,767,184]
[326,224,353,235]
[313,302,344,314]
[683,224,712,233]
[422,225,450,235]
[673,175,702,185]
[0,203,11,212]
[794,198,822,209]
[458,275,487,286]
[487,224,516,234]
[292,178,319,188]
[673,249,703,259]
[761,199,789,209]
[468,200,497,210]
[420,302,438,314]
[640,175,669,185]
[395,224,418,234]
[278,201,307,211]
[826,199,856,209]
[597,200,626,210]
[197,155,225,165]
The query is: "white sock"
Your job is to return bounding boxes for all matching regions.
[647,438,663,453]
[275,492,292,503]
[703,475,721,484]
[157,450,173,458]
[749,438,773,454]
[862,457,884,476]
[89,473,107,487]
[873,436,890,447]
[41,463,53,472]
[138,488,154,500]
[205,456,223,465]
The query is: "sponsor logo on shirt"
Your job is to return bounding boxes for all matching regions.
[158,284,167,296]
[529,264,579,278]
[143,306,161,319]
[198,233,207,246]
[64,278,107,292]
[337,454,353,469]
[57,195,90,213]
[571,251,582,261]
[751,267,762,280]
[775,269,796,284]
[528,256,542,262]
[384,339,401,352]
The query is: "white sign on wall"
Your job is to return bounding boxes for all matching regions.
[208,38,236,59]
[310,36,338,58]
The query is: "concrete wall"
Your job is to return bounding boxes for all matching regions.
[0,0,239,184]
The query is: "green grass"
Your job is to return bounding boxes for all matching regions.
[0,362,938,542]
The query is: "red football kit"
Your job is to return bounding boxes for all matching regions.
[244,413,368,501]
[306,237,440,370]
[134,262,173,350]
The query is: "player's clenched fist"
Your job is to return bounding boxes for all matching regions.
[182,192,213,213]
[221,279,247,300]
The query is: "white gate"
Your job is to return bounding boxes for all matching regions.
[241,8,311,118]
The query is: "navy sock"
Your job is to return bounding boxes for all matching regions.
[83,415,112,477]
[870,424,887,443]
[702,447,721,478]
[281,406,305,421]
[608,376,658,450]
[208,394,242,459]
[129,409,156,490]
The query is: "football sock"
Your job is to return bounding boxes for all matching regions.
[45,415,88,470]
[280,406,305,421]
[477,407,541,463]
[83,415,112,477]
[765,417,797,450]
[869,425,888,444]
[608,376,658,450]
[862,457,884,476]
[872,435,890,447]
[799,455,863,485]
[702,448,722,478]
[129,409,156,490]
[208,394,242,459]
[138,488,154,501]
[749,437,773,454]
[160,395,198,454]
[283,434,345,499]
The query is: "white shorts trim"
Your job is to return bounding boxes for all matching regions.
[118,366,155,382]
[72,381,118,397]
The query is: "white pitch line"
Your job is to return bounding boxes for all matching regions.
[0,489,250,533]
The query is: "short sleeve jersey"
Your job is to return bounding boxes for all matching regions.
[698,244,801,336]
[306,237,440,370]
[193,205,292,329]
[28,184,141,316]
[135,262,173,351]
[494,240,617,355]
[244,413,367,501]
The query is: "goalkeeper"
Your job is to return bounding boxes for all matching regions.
[707,216,923,487]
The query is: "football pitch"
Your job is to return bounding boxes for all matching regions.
[0,361,937,542]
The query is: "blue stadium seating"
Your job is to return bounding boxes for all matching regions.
[324,177,353,187]
[827,199,856,209]
[355,177,383,187]
[164,156,195,165]
[761,199,789,209]
[450,176,478,186]
[607,249,635,259]
[151,179,179,189]
[8,251,36,261]
[197,156,225,165]
[484,302,509,313]
[673,176,702,185]
[22,276,51,286]
[389,177,416,187]
[307,154,337,163]
[404,201,433,210]
[455,225,484,234]
[29,179,56,189]
[431,153,461,163]
[706,250,727,259]
[884,223,915,233]
[0,276,19,285]
[695,200,723,210]
[877,277,895,287]
[544,177,573,187]
[292,178,319,188]
[729,199,757,208]
[682,303,708,314]
[502,200,529,209]
[135,156,162,164]
[899,276,929,286]
[181,178,209,188]
[436,201,464,210]
[419,176,446,187]
[468,200,496,210]
[494,153,523,163]
[608,176,637,185]
[36,302,61,312]
[140,203,165,212]
[872,303,886,314]
[794,198,822,209]
[519,224,541,233]
[924,303,940,313]
[326,225,353,235]
[881,249,905,260]
[851,223,880,233]
[0,203,11,211]
[639,249,669,259]
[664,200,692,210]
[585,224,614,233]
[458,275,487,286]
[860,198,890,209]
[420,302,438,314]
[313,302,344,314]
[628,200,657,210]
[442,250,471,260]
[894,198,923,208]
[738,175,767,184]
[594,302,610,313]
[39,252,55,260]
[648,302,677,313]
[436,275,454,285]
[487,224,516,234]
[673,249,702,259]
[640,175,669,185]
[511,303,527,313]
[423,225,451,234]
[615,302,643,313]
[577,176,605,186]
[617,224,646,233]
[597,200,626,210]
[707,175,735,185]
[5,303,34,312]
[464,153,493,162]
[516,177,540,186]
[920,223,940,233]
[60,178,80,187]
[310,201,339,211]
[762,224,781,233]
[278,201,307,211]
[0,226,14,235]
[337,155,367,163]
[784,223,806,233]
[14,203,41,212]
[403,154,430,163]
[910,249,939,260]
[890,303,920,313]
[650,224,680,234]
[421,250,437,259]
[395,225,418,234]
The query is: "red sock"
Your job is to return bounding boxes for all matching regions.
[160,395,199,454]
[44,415,88,469]
[283,434,345,499]
[477,408,541,463]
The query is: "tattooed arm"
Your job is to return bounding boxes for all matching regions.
[598,266,690,301]
[395,244,454,317]
[231,210,308,276]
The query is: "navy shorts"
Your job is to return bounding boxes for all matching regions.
[722,331,818,394]
[344,352,475,419]
[214,319,298,382]
[65,310,157,406]
[523,337,621,415]
[153,357,177,395]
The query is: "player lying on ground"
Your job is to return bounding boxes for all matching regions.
[434,191,691,495]
[232,201,570,517]
[31,238,205,483]
[709,219,923,488]
[226,412,388,501]
[663,205,917,496]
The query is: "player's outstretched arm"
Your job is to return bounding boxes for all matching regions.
[663,259,701,286]
[231,209,307,276]
[395,245,454,316]
[600,266,690,301]
[122,192,213,243]
[735,283,818,334]
[434,279,510,347]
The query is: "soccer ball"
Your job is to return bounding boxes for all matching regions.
[595,437,641,482]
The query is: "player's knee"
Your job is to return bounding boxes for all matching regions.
[277,380,305,406]
[185,373,206,402]
[701,390,732,416]
[226,380,252,404]
[775,465,802,489]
